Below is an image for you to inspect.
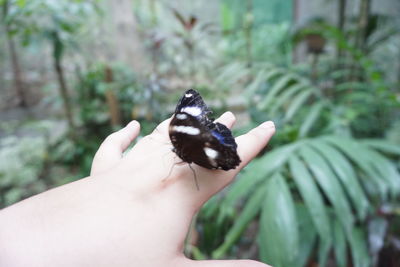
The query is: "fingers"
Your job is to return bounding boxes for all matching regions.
[235,121,275,169]
[188,259,271,267]
[214,111,236,129]
[90,121,140,176]
[170,119,274,208]
[151,117,172,137]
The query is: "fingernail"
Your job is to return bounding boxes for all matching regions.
[126,120,139,129]
[222,111,234,119]
[259,121,275,129]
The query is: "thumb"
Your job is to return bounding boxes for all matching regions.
[91,120,140,176]
[188,259,272,267]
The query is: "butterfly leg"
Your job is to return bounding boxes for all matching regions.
[162,155,185,181]
[188,164,199,191]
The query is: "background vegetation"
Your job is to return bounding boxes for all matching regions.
[1,0,399,266]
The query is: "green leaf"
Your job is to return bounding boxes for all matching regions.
[268,83,307,116]
[190,246,207,260]
[212,182,268,259]
[284,89,312,122]
[361,139,400,155]
[360,149,400,196]
[323,136,388,196]
[261,68,285,82]
[258,74,294,109]
[310,140,370,220]
[289,155,331,243]
[296,204,317,267]
[259,173,299,267]
[318,237,331,267]
[245,69,267,98]
[220,1,232,31]
[216,62,249,86]
[16,0,27,7]
[333,219,347,267]
[223,141,303,209]
[348,227,370,267]
[299,145,354,233]
[299,102,324,137]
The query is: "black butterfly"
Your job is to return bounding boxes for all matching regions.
[169,89,241,171]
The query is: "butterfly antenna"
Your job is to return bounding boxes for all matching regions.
[188,164,200,191]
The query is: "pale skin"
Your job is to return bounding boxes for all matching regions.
[0,111,275,267]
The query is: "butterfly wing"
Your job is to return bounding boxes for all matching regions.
[169,112,213,167]
[174,89,211,122]
[169,89,241,170]
[206,121,241,170]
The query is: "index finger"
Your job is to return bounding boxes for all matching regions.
[235,121,275,169]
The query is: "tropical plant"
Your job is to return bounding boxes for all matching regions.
[197,134,400,266]
[196,40,399,265]
[1,0,101,132]
[0,135,47,208]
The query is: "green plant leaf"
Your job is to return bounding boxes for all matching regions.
[323,136,388,196]
[258,74,294,109]
[299,102,324,137]
[361,139,400,155]
[310,139,370,220]
[284,89,312,122]
[259,173,299,267]
[190,245,207,260]
[318,237,331,267]
[299,145,354,233]
[268,83,307,116]
[245,69,267,98]
[261,67,285,82]
[216,62,249,87]
[360,149,400,196]
[348,227,370,267]
[212,181,268,259]
[296,204,317,267]
[222,141,303,210]
[333,219,347,267]
[289,155,331,243]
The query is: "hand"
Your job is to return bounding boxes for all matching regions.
[0,112,275,267]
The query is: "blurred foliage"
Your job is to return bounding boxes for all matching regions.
[1,0,400,266]
[0,135,47,207]
[2,0,100,48]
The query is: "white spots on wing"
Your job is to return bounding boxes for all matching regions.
[175,113,188,120]
[181,106,202,117]
[185,93,193,97]
[204,147,218,159]
[172,126,200,135]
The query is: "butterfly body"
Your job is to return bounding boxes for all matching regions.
[169,89,241,170]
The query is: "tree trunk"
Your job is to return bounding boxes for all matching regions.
[354,0,371,54]
[336,0,346,60]
[244,0,253,67]
[398,44,400,86]
[349,0,370,83]
[54,55,75,132]
[104,66,121,128]
[3,0,27,107]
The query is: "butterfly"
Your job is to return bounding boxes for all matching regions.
[168,89,241,171]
